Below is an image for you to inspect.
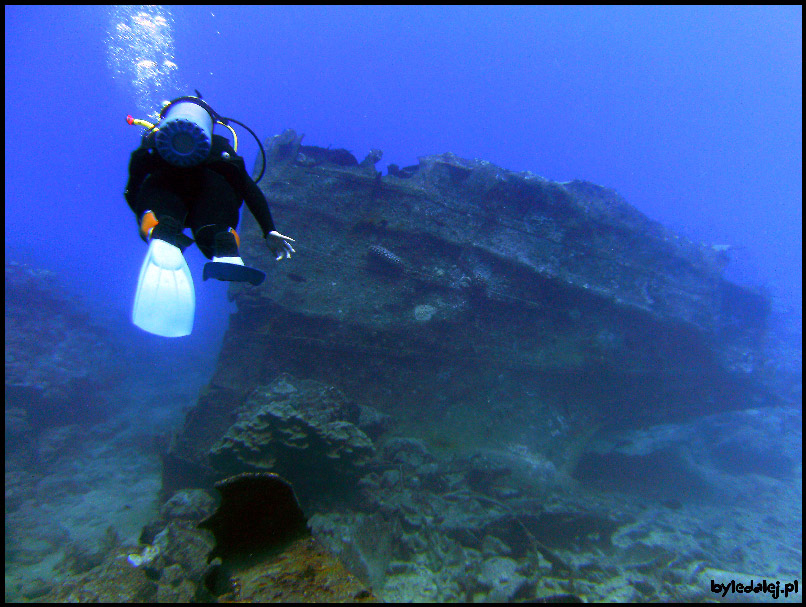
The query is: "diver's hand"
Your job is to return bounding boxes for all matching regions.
[265,231,296,260]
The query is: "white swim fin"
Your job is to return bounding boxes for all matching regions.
[132,238,195,337]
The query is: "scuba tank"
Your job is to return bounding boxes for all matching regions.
[154,98,214,167]
[126,90,268,182]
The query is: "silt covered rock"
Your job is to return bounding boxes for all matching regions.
[206,375,375,506]
[168,129,788,492]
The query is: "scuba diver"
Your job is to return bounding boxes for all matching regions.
[125,92,295,338]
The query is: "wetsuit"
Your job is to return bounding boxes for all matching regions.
[125,133,276,258]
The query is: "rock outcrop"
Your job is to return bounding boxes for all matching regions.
[164,374,380,507]
[5,261,121,431]
[167,130,786,493]
[207,377,375,504]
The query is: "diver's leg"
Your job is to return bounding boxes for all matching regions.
[186,171,242,259]
[193,224,241,261]
[189,172,265,285]
[131,176,195,337]
[133,175,191,247]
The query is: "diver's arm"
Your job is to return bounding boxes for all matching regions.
[211,139,277,236]
[225,148,295,259]
[241,172,295,259]
[241,177,277,237]
[124,147,157,212]
[222,149,276,236]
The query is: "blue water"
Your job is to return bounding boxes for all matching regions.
[5,5,802,352]
[4,8,802,601]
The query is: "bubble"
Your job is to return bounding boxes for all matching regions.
[105,6,186,118]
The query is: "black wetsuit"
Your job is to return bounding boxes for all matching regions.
[125,133,276,258]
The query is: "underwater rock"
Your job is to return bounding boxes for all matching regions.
[4,407,33,457]
[155,520,216,582]
[160,489,217,521]
[296,145,359,167]
[43,552,159,602]
[20,578,53,600]
[573,404,802,502]
[309,511,396,593]
[156,564,196,603]
[198,471,310,565]
[356,404,393,440]
[381,436,437,469]
[4,261,120,430]
[240,133,781,431]
[477,556,528,601]
[360,148,383,169]
[413,303,437,322]
[574,448,712,500]
[169,130,789,500]
[217,535,378,602]
[206,376,375,506]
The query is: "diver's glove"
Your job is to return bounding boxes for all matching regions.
[265,231,296,260]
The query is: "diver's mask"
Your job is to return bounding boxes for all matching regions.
[154,96,216,167]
